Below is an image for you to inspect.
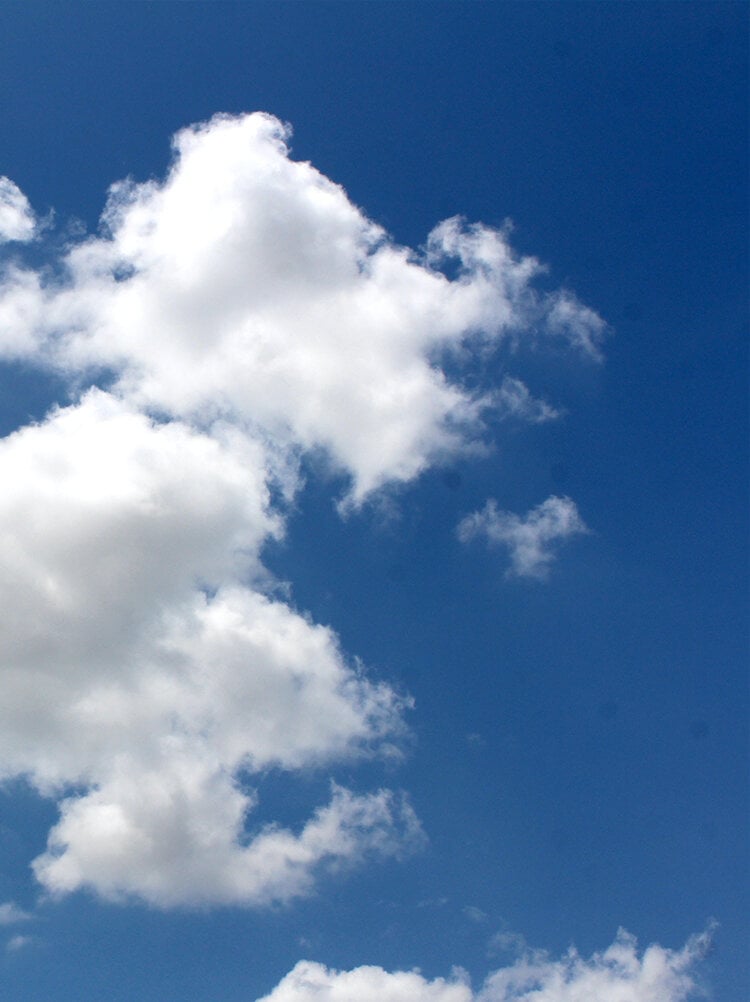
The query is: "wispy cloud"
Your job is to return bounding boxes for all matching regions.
[545,291,607,362]
[496,377,562,424]
[5,934,33,952]
[457,496,589,579]
[0,902,31,926]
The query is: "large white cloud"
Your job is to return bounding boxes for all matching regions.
[0,112,604,503]
[0,112,603,907]
[258,928,711,1002]
[0,390,413,906]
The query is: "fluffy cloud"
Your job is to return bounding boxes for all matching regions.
[0,177,36,243]
[0,112,603,907]
[259,962,471,1002]
[258,928,711,1002]
[35,783,422,909]
[0,112,604,503]
[457,497,589,579]
[0,390,414,906]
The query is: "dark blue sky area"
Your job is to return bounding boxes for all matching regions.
[0,4,746,1001]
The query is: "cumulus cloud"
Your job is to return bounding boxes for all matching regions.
[257,928,711,1002]
[457,496,589,579]
[0,112,604,503]
[0,177,36,243]
[35,783,422,908]
[0,390,413,906]
[259,962,472,1002]
[0,112,604,907]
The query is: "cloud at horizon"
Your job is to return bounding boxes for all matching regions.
[257,926,712,1002]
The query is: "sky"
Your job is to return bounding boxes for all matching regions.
[0,3,747,1000]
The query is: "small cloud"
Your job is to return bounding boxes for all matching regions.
[488,926,530,958]
[545,289,608,361]
[457,495,589,579]
[0,902,31,926]
[496,376,562,424]
[463,905,488,923]
[466,732,485,748]
[6,934,32,952]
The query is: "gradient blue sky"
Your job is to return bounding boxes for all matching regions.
[0,4,747,1001]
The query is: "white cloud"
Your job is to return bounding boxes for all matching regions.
[457,496,589,579]
[0,177,36,243]
[35,783,423,909]
[0,112,604,908]
[259,961,472,1002]
[545,292,607,362]
[257,928,711,1002]
[0,391,412,906]
[0,112,604,504]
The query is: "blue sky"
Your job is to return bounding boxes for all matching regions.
[0,3,746,1000]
